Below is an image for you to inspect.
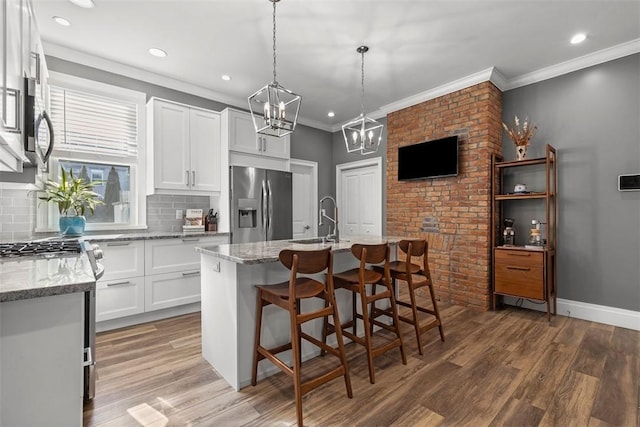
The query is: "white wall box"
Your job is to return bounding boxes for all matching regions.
[147,98,221,195]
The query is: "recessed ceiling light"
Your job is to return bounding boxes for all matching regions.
[327,111,335,118]
[69,0,94,8]
[148,48,167,58]
[570,33,587,44]
[221,75,232,81]
[52,16,71,26]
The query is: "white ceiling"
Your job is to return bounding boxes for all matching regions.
[32,0,640,131]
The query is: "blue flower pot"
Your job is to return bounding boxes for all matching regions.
[59,216,86,236]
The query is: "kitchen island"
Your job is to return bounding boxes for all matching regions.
[196,235,404,391]
[0,253,96,427]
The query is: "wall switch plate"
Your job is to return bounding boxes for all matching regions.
[175,209,183,219]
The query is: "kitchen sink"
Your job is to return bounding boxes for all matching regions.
[288,238,349,244]
[289,238,326,244]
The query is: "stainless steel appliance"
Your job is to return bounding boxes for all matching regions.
[230,166,292,243]
[23,76,54,170]
[0,239,104,401]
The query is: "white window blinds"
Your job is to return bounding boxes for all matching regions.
[50,85,138,157]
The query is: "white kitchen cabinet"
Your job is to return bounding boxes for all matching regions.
[96,276,145,322]
[144,236,227,311]
[144,270,201,312]
[95,240,145,322]
[147,98,221,195]
[225,108,290,159]
[1,292,84,426]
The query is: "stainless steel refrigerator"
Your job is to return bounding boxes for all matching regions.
[229,166,292,243]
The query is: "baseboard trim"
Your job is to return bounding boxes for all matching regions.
[503,297,640,331]
[96,302,201,332]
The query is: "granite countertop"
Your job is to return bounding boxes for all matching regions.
[0,253,96,303]
[195,235,405,265]
[82,231,229,243]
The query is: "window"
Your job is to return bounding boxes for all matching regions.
[37,72,147,232]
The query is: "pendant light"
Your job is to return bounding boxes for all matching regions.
[342,45,383,155]
[248,0,301,138]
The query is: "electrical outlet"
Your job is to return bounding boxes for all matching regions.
[175,209,183,220]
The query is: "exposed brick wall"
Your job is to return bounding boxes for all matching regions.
[387,82,503,310]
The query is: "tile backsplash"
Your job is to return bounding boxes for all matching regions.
[0,188,37,241]
[146,195,211,232]
[0,187,213,239]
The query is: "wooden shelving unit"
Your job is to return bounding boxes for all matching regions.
[491,144,557,320]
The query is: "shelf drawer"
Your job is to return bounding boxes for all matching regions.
[494,249,544,300]
[96,276,145,322]
[97,241,145,281]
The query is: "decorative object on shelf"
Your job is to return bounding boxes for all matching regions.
[502,115,537,160]
[183,209,205,232]
[527,219,545,247]
[342,45,384,155]
[513,183,528,194]
[39,166,104,236]
[502,218,515,246]
[248,0,301,138]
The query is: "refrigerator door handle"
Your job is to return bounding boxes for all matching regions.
[267,179,273,240]
[261,179,268,231]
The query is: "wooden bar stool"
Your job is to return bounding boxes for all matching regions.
[251,247,352,427]
[324,243,407,384]
[377,239,444,355]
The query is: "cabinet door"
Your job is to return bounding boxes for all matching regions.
[96,276,145,322]
[96,240,145,281]
[261,133,290,159]
[190,108,221,192]
[228,109,261,155]
[152,99,191,190]
[145,236,227,276]
[144,270,201,312]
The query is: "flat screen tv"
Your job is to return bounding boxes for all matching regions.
[398,136,459,180]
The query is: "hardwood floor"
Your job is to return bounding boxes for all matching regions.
[84,296,640,427]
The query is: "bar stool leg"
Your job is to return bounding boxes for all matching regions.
[428,283,445,342]
[290,305,304,427]
[387,281,407,365]
[351,290,358,337]
[320,297,329,357]
[360,285,376,384]
[407,284,424,355]
[252,290,264,386]
[327,290,353,398]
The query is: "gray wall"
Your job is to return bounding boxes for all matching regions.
[502,53,640,312]
[331,117,388,234]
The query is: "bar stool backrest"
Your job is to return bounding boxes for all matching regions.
[399,239,428,272]
[279,247,332,275]
[351,243,389,266]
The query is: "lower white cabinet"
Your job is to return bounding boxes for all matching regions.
[144,270,201,312]
[94,236,228,324]
[96,277,145,322]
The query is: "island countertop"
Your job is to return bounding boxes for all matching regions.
[195,235,405,265]
[0,254,96,302]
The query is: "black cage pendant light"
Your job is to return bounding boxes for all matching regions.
[248,0,301,138]
[342,45,383,155]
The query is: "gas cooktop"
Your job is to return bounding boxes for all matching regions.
[0,240,83,259]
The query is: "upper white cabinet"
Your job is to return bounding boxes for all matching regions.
[225,108,290,159]
[1,0,46,172]
[147,98,221,195]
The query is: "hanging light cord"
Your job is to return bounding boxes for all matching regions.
[272,0,277,84]
[360,50,366,116]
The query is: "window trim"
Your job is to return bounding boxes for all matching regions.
[36,72,147,232]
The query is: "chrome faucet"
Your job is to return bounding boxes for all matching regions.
[319,196,339,243]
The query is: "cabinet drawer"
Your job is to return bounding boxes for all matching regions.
[145,236,227,275]
[495,249,543,268]
[97,241,145,281]
[96,276,145,322]
[494,250,544,300]
[144,270,201,312]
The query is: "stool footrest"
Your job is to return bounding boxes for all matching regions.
[301,332,341,358]
[300,366,348,396]
[256,346,294,378]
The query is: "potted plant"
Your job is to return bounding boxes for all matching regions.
[39,166,104,236]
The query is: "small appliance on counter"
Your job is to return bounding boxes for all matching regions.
[502,218,516,246]
[526,219,546,249]
[183,209,205,232]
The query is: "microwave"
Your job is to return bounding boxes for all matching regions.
[23,76,54,170]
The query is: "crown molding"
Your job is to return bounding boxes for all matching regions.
[505,38,640,90]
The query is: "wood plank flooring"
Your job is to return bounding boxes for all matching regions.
[84,298,640,426]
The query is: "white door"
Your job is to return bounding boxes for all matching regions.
[190,108,221,192]
[153,100,190,190]
[337,158,382,237]
[291,159,318,239]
